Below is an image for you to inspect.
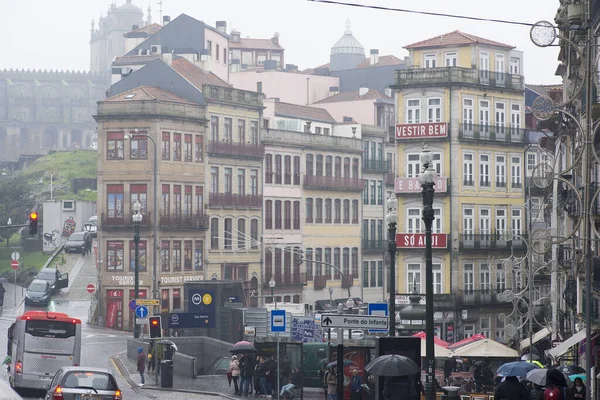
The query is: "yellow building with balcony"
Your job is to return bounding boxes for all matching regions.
[391,31,525,343]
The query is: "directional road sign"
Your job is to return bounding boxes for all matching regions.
[135,305,149,319]
[320,314,389,330]
[11,260,19,270]
[368,303,389,333]
[136,299,160,306]
[271,309,286,333]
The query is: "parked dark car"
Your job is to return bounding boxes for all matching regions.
[36,267,69,294]
[25,279,52,306]
[43,366,122,400]
[64,231,91,254]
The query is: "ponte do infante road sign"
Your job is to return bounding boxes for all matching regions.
[320,314,389,330]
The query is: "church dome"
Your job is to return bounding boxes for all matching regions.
[331,20,364,56]
[116,0,143,14]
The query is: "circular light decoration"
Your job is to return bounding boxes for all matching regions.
[502,289,515,303]
[530,21,557,47]
[532,96,556,121]
[532,163,553,189]
[505,323,517,339]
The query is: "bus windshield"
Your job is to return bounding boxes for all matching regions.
[25,320,76,339]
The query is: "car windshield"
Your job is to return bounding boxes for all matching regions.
[28,282,47,292]
[69,233,85,241]
[38,271,55,281]
[62,371,118,390]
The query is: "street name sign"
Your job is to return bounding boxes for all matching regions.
[320,314,389,330]
[136,318,148,325]
[136,299,160,306]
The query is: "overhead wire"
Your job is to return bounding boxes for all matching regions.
[307,0,543,28]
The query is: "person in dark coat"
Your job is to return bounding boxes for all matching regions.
[383,376,417,400]
[136,347,146,385]
[573,377,586,399]
[443,358,457,384]
[0,283,5,307]
[239,354,256,396]
[494,376,528,400]
[147,340,155,373]
[546,368,570,400]
[528,383,545,400]
[350,369,363,400]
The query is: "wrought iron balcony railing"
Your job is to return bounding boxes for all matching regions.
[303,175,366,191]
[459,233,528,250]
[208,193,262,209]
[394,68,524,90]
[314,275,327,290]
[207,141,265,159]
[457,289,503,306]
[101,212,152,231]
[362,239,386,252]
[362,159,389,174]
[341,274,354,288]
[159,212,209,230]
[458,123,526,144]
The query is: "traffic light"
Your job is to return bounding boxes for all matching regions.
[28,211,38,235]
[149,316,162,339]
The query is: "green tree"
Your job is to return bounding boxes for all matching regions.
[0,176,35,238]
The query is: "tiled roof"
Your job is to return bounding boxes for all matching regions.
[355,55,403,69]
[126,23,162,36]
[171,57,231,89]
[229,38,284,51]
[314,89,392,104]
[274,101,336,123]
[404,30,514,50]
[113,55,161,66]
[104,86,198,105]
[525,84,563,98]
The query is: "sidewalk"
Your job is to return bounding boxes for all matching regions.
[114,353,323,400]
[0,282,25,319]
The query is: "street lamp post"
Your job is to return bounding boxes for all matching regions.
[6,218,11,247]
[346,297,354,339]
[132,201,143,339]
[328,287,334,342]
[419,144,437,400]
[269,277,276,309]
[386,196,398,337]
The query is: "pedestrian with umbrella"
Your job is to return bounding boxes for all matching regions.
[239,352,256,396]
[229,355,241,395]
[364,354,420,400]
[494,374,528,400]
[497,361,541,378]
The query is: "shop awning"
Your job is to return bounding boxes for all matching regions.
[546,329,586,359]
[519,327,552,351]
[450,338,519,358]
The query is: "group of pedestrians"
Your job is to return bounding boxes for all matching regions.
[229,354,298,398]
[136,340,165,386]
[494,368,586,400]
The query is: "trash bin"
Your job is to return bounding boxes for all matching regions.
[160,360,173,388]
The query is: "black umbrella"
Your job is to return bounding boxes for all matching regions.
[559,364,585,375]
[365,354,420,377]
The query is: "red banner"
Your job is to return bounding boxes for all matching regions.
[396,233,448,248]
[395,122,448,139]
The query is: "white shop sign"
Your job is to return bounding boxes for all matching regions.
[110,276,143,286]
[160,275,204,285]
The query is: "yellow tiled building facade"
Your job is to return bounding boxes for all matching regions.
[392,31,525,342]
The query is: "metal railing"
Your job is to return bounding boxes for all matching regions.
[362,159,389,174]
[303,175,366,191]
[159,212,209,230]
[458,123,527,144]
[314,275,327,290]
[459,233,528,250]
[362,239,386,252]
[101,212,152,230]
[208,193,262,208]
[395,67,524,90]
[207,141,265,159]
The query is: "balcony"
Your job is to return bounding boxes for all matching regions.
[263,272,307,288]
[459,233,528,250]
[101,212,152,231]
[159,212,209,231]
[207,141,265,160]
[394,67,524,91]
[263,129,363,154]
[202,84,263,108]
[362,159,389,174]
[208,193,262,209]
[303,175,366,192]
[314,275,327,290]
[341,274,354,289]
[362,239,386,253]
[458,289,503,307]
[458,123,526,144]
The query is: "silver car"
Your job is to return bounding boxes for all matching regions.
[44,366,121,400]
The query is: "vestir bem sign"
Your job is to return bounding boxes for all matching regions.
[395,177,448,193]
[395,122,448,139]
[396,233,448,248]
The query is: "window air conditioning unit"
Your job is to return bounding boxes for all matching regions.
[151,45,161,54]
[62,200,76,211]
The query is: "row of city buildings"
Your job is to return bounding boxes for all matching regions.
[88,2,554,348]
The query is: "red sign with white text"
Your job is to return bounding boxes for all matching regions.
[395,122,448,139]
[396,233,448,248]
[395,176,448,193]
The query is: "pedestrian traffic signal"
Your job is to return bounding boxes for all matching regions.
[149,316,162,339]
[28,211,38,235]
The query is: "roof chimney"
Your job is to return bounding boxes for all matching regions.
[272,32,280,45]
[216,21,227,34]
[384,88,392,97]
[359,87,369,96]
[343,116,353,122]
[163,16,171,25]
[231,30,241,43]
[131,24,139,31]
[305,122,312,133]
[370,49,379,66]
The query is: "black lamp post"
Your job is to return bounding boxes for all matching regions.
[419,144,437,400]
[386,195,398,337]
[132,200,143,339]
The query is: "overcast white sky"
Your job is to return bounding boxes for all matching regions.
[3,0,559,84]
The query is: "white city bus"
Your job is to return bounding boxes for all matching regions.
[8,311,82,391]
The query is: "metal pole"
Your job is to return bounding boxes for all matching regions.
[151,136,158,316]
[277,332,280,400]
[387,222,397,337]
[527,184,534,355]
[422,175,436,400]
[14,267,16,307]
[134,219,140,338]
[329,288,333,343]
[336,344,343,400]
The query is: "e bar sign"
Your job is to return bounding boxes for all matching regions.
[320,314,389,330]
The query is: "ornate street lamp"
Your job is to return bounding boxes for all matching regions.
[386,195,398,337]
[269,277,276,309]
[132,200,143,339]
[419,144,437,400]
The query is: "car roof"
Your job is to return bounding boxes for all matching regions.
[29,279,48,285]
[58,366,113,374]
[39,268,56,274]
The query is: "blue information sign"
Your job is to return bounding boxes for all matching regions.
[368,303,389,333]
[167,312,215,329]
[135,305,149,319]
[271,309,286,333]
